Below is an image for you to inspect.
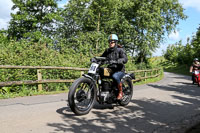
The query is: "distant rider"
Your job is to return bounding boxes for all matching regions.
[190,58,200,73]
[190,58,200,83]
[101,34,128,100]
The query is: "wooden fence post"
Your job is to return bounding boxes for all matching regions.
[145,71,147,82]
[37,69,43,91]
[80,71,84,77]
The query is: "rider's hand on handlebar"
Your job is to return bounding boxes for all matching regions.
[91,57,97,63]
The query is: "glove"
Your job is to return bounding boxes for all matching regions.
[117,59,124,64]
[109,60,117,64]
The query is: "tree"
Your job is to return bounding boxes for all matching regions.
[125,0,186,62]
[57,0,125,55]
[191,25,200,58]
[164,39,195,65]
[57,0,186,61]
[8,0,60,40]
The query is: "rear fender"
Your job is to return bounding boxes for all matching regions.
[123,73,135,80]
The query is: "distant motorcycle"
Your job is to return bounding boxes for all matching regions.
[192,70,200,86]
[68,57,135,115]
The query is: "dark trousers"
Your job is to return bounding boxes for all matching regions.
[112,71,125,84]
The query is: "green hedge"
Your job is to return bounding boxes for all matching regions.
[0,36,161,96]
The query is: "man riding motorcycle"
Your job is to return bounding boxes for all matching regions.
[100,34,128,100]
[190,58,200,83]
[190,58,200,72]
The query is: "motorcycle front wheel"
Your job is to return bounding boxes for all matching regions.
[68,77,96,115]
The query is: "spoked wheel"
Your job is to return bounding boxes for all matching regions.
[119,78,133,106]
[68,77,96,115]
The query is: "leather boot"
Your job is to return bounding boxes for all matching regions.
[117,82,123,100]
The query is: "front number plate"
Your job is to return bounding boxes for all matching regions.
[88,63,99,74]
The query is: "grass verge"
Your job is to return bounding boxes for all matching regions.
[0,89,68,99]
[163,62,191,76]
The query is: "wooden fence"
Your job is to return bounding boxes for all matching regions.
[0,65,162,91]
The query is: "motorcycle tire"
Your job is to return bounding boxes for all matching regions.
[68,77,96,115]
[119,77,133,106]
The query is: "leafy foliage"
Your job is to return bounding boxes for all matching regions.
[57,0,186,61]
[8,0,60,40]
[191,26,200,58]
[0,34,90,94]
[164,25,200,66]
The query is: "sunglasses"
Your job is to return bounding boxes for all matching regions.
[109,40,116,44]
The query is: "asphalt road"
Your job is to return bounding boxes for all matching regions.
[0,72,200,133]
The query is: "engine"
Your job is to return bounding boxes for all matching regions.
[99,80,116,103]
[101,81,111,91]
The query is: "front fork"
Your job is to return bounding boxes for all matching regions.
[83,73,101,99]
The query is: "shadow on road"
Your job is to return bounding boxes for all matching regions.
[148,82,200,100]
[47,74,200,133]
[175,82,193,85]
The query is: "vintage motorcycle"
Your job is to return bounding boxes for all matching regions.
[68,57,135,115]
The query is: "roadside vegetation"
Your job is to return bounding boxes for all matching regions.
[0,0,186,98]
[162,25,200,76]
[164,62,191,76]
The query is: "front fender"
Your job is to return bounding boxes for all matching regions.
[83,74,96,82]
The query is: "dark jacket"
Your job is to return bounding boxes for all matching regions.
[101,45,128,72]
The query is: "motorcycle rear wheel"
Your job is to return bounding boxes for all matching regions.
[68,77,96,115]
[119,78,133,106]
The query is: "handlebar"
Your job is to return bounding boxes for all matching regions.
[94,57,107,61]
[91,57,117,65]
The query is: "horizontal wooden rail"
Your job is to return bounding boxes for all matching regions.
[0,65,160,72]
[0,65,88,71]
[0,74,160,87]
[132,74,159,82]
[128,68,160,73]
[0,65,162,89]
[0,79,75,87]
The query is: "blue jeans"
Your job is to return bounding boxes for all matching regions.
[112,71,125,84]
